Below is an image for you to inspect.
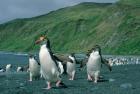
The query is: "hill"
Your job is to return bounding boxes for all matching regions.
[0,0,139,55]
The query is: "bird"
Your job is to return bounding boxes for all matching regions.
[0,68,5,72]
[80,49,112,72]
[6,64,12,72]
[35,35,66,89]
[86,45,102,83]
[29,54,40,81]
[17,66,24,72]
[66,53,76,80]
[52,53,74,74]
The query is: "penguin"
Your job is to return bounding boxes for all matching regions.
[23,65,29,72]
[17,66,24,72]
[87,45,102,83]
[66,53,76,80]
[0,68,5,72]
[35,35,66,89]
[6,64,12,72]
[53,53,74,74]
[80,49,112,72]
[29,54,40,81]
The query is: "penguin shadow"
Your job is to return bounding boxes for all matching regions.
[47,82,68,89]
[98,76,109,82]
[52,86,68,89]
[88,77,109,83]
[97,79,109,82]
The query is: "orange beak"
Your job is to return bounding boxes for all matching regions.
[35,39,41,44]
[35,36,46,44]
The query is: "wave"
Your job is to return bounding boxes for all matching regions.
[0,51,28,56]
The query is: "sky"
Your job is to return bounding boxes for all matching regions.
[0,0,118,24]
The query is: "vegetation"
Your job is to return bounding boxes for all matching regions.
[0,0,139,55]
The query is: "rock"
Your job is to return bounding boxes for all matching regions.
[109,78,115,82]
[120,83,132,89]
[20,83,24,86]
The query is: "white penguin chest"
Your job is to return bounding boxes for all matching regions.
[29,59,39,72]
[87,54,101,70]
[67,62,76,71]
[39,45,57,71]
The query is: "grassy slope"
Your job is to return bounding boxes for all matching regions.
[0,0,139,55]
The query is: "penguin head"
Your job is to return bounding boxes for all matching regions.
[6,64,12,69]
[29,54,35,59]
[90,45,101,55]
[70,53,75,58]
[69,53,74,59]
[35,35,50,48]
[29,54,40,65]
[68,53,76,63]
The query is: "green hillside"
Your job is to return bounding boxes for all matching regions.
[0,0,139,55]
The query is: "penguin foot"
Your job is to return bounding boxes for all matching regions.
[56,81,67,88]
[109,66,112,71]
[42,87,51,90]
[94,80,98,84]
[69,78,73,80]
[87,78,92,81]
[28,80,32,82]
[43,82,52,90]
[87,75,93,81]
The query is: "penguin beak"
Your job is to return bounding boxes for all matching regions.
[35,36,45,44]
[35,39,41,44]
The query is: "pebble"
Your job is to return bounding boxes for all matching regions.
[120,83,132,89]
[109,78,115,82]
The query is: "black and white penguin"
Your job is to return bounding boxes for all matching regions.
[80,49,112,72]
[87,45,102,83]
[35,35,66,89]
[6,64,12,72]
[29,54,40,81]
[17,66,24,72]
[53,53,74,74]
[0,68,5,72]
[66,53,76,80]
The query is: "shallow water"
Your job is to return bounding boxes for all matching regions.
[0,52,139,65]
[0,52,28,65]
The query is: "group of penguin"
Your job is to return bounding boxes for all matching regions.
[0,64,26,73]
[28,35,112,89]
[0,64,12,72]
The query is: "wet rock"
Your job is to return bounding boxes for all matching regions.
[20,83,24,86]
[109,78,115,82]
[120,83,132,89]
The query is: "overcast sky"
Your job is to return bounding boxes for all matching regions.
[0,0,118,24]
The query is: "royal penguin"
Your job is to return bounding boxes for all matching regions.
[17,66,24,72]
[87,45,102,83]
[66,53,76,80]
[0,68,5,72]
[52,53,74,74]
[6,64,12,72]
[35,35,66,89]
[80,49,112,72]
[29,54,40,81]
